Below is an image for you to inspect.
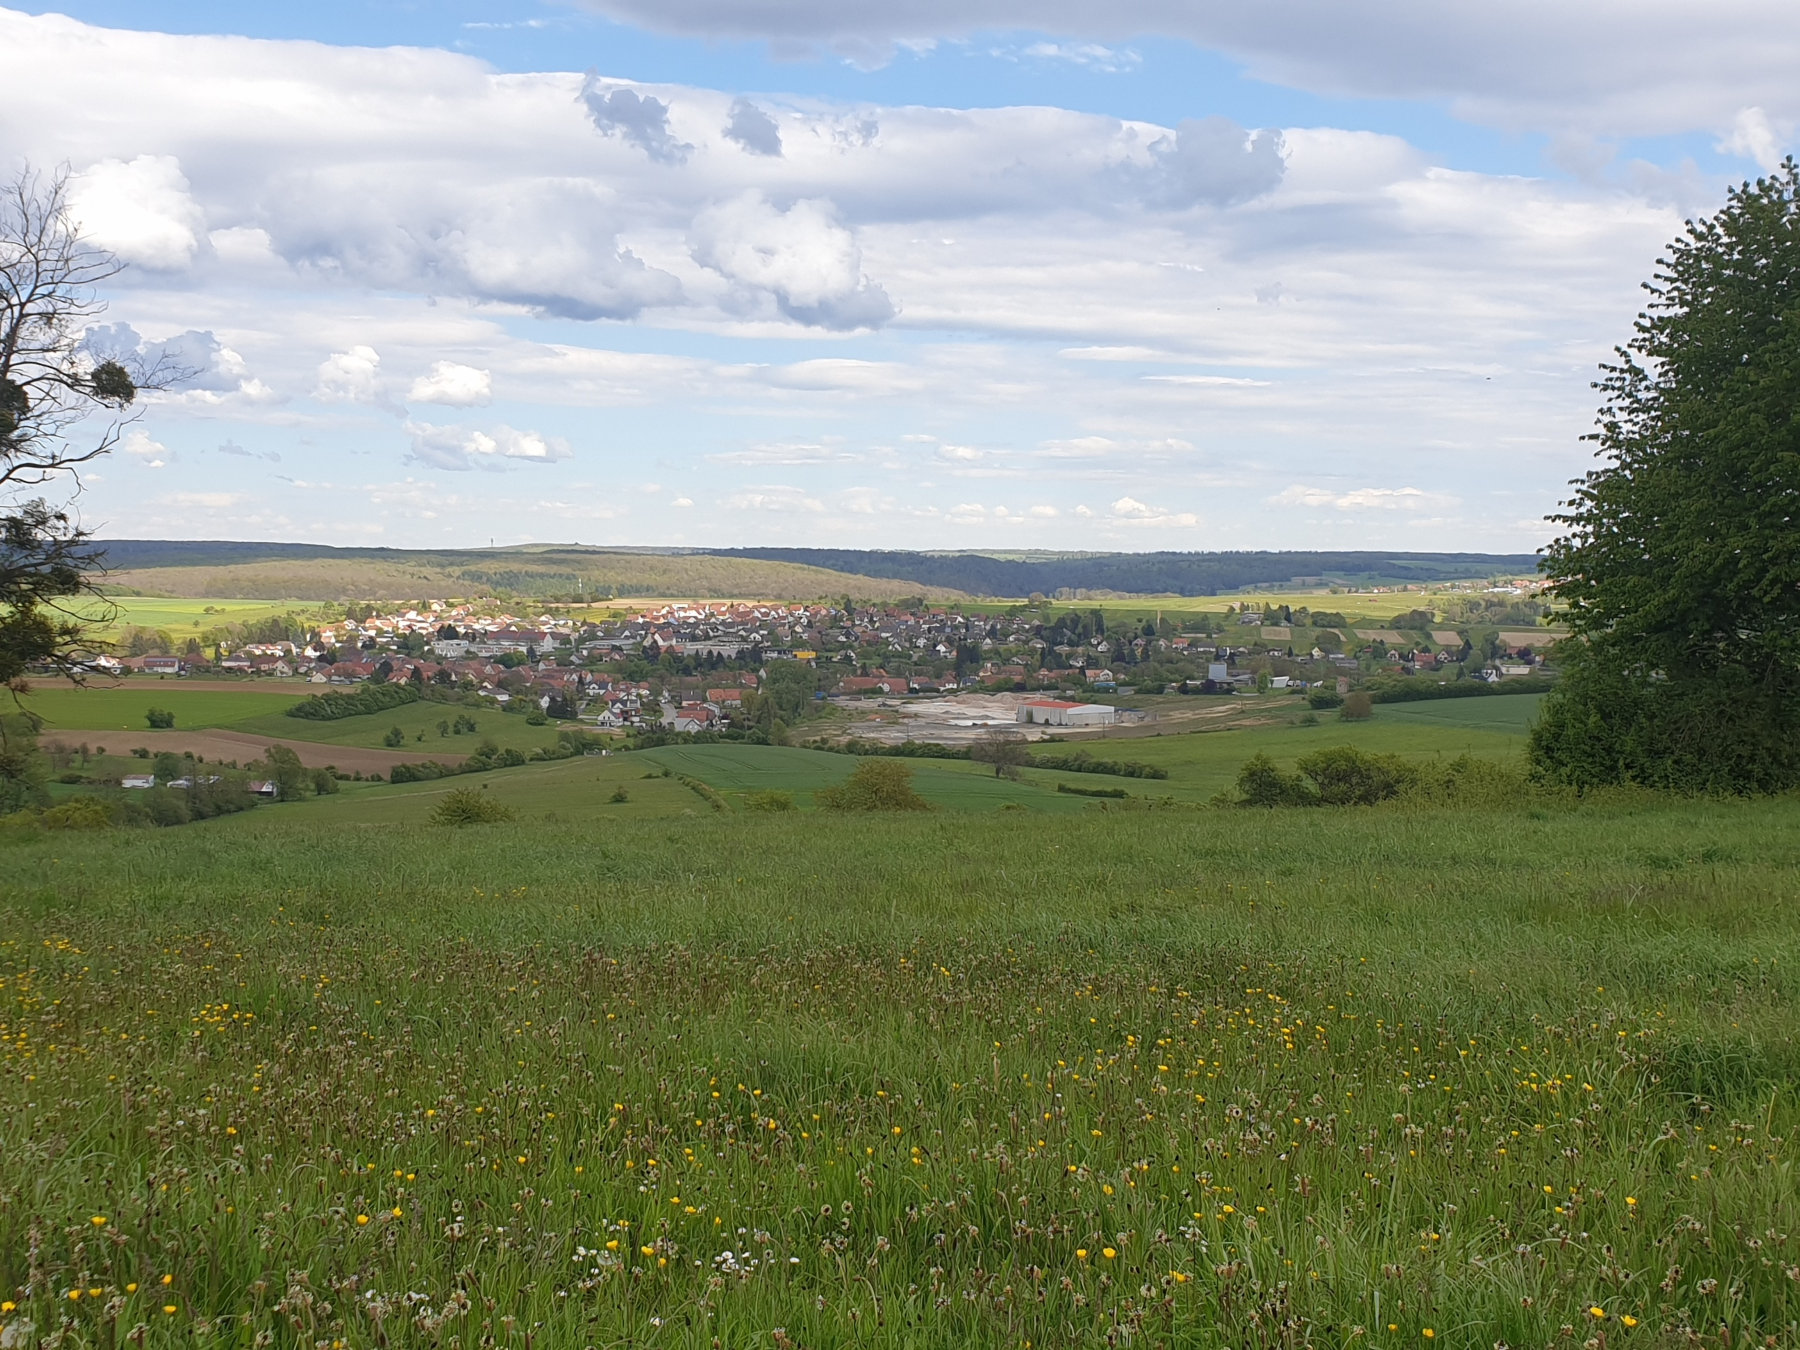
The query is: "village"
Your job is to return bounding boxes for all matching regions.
[90,590,1556,740]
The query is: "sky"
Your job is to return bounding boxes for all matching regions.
[1,2,1793,552]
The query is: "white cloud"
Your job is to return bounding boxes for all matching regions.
[1016,41,1140,73]
[691,192,895,329]
[1717,107,1788,171]
[67,154,203,270]
[568,0,1800,141]
[157,490,245,509]
[314,346,384,405]
[408,362,493,407]
[670,496,694,507]
[405,420,572,471]
[1110,495,1198,526]
[1028,504,1060,517]
[726,486,827,512]
[1271,484,1456,511]
[120,427,168,468]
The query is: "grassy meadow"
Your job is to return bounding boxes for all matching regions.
[6,733,1800,1347]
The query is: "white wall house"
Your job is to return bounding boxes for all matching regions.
[1015,699,1115,727]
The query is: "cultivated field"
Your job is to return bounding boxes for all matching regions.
[4,786,1796,1349]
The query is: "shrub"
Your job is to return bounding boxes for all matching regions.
[286,683,420,721]
[431,787,515,825]
[39,796,113,830]
[383,725,405,747]
[1235,752,1315,807]
[1338,692,1374,721]
[744,789,795,812]
[145,707,175,728]
[816,758,932,812]
[1054,782,1127,799]
[1293,745,1416,805]
[1306,688,1343,710]
[608,785,630,804]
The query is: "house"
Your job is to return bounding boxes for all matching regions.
[671,703,717,733]
[142,656,183,675]
[121,774,156,790]
[246,780,280,798]
[1083,668,1116,689]
[1015,699,1116,728]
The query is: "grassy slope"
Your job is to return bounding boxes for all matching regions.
[22,684,308,734]
[3,796,1796,1346]
[103,551,969,602]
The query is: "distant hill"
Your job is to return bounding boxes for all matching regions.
[702,549,1541,597]
[91,541,967,603]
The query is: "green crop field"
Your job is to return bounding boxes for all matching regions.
[4,776,1797,1349]
[21,684,309,734]
[82,595,307,638]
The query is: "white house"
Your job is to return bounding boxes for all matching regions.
[121,774,156,790]
[1015,699,1115,728]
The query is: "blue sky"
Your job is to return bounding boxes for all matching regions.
[1,1,1792,550]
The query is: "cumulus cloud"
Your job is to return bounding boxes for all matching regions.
[1717,107,1788,171]
[121,428,168,467]
[726,485,826,512]
[1111,495,1198,526]
[723,98,783,155]
[314,346,385,405]
[690,192,894,329]
[1141,117,1286,208]
[67,154,204,269]
[80,323,275,403]
[568,0,1800,141]
[408,362,493,407]
[1271,484,1454,511]
[405,420,573,471]
[580,76,692,163]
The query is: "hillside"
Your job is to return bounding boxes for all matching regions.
[705,548,1541,596]
[96,543,967,602]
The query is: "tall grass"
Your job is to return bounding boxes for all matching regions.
[2,798,1797,1346]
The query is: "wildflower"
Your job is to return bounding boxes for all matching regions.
[1590,1307,1606,1319]
[392,1207,403,1218]
[1076,1249,1089,1260]
[163,1305,178,1315]
[1621,1315,1639,1327]
[161,1276,173,1286]
[90,1215,107,1226]
[1423,1332,1434,1340]
[356,1215,370,1225]
[0,1301,12,1312]
[125,1285,137,1294]
[1102,1248,1117,1260]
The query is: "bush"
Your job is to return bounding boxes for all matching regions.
[1294,745,1416,805]
[816,758,932,812]
[1338,691,1374,721]
[145,707,175,729]
[608,785,630,804]
[744,789,795,812]
[286,683,420,721]
[1029,749,1169,779]
[383,725,406,747]
[39,796,113,830]
[1054,782,1127,799]
[1306,688,1343,710]
[1235,752,1316,807]
[431,787,515,825]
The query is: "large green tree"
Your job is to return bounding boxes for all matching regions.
[1531,160,1800,792]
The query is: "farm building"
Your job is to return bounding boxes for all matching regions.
[1015,699,1115,728]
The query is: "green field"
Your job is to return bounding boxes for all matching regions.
[4,779,1797,1348]
[84,595,307,639]
[22,683,309,734]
